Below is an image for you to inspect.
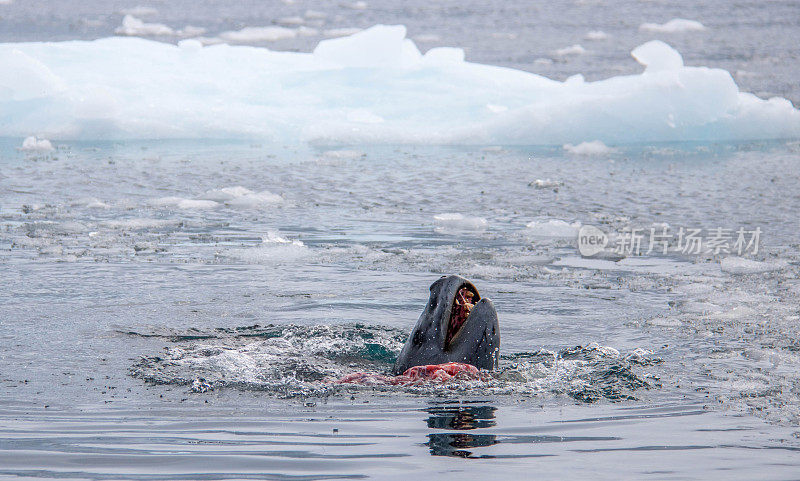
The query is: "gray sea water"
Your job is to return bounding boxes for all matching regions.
[2,0,800,479]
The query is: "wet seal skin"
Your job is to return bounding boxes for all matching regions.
[393,275,500,374]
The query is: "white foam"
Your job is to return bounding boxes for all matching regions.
[525,219,581,237]
[563,140,615,155]
[20,136,54,151]
[1,27,798,144]
[433,213,488,232]
[720,257,785,274]
[640,18,706,33]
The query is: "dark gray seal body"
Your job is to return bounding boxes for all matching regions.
[392,275,500,374]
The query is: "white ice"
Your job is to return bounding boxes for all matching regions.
[563,140,615,155]
[525,219,581,237]
[720,257,786,274]
[639,18,706,33]
[20,136,54,151]
[433,213,488,232]
[219,26,298,42]
[1,26,798,144]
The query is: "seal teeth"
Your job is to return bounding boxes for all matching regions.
[445,286,477,347]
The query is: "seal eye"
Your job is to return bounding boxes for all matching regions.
[413,330,425,346]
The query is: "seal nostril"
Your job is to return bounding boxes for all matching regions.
[413,330,425,346]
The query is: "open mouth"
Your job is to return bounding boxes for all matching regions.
[445,285,479,348]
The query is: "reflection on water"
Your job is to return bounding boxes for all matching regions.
[427,433,499,458]
[425,403,498,458]
[426,404,497,430]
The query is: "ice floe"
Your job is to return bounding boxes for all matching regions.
[525,219,581,237]
[219,26,298,43]
[640,18,706,33]
[433,213,489,232]
[1,26,798,144]
[19,136,54,151]
[563,140,615,155]
[720,257,785,274]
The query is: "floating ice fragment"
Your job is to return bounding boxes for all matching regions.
[1,26,799,144]
[563,140,615,155]
[304,10,327,19]
[219,26,297,42]
[631,40,683,71]
[277,16,305,26]
[119,6,158,17]
[199,186,255,202]
[115,15,174,36]
[433,213,488,232]
[323,27,363,38]
[529,179,563,189]
[342,1,368,10]
[20,136,54,151]
[151,197,219,210]
[525,219,581,237]
[720,257,785,274]
[555,44,586,56]
[225,190,283,208]
[584,30,609,40]
[413,34,441,43]
[640,18,706,33]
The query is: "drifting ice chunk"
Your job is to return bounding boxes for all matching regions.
[584,30,609,40]
[631,40,683,71]
[20,136,54,151]
[563,140,615,155]
[0,25,798,144]
[720,257,785,274]
[433,213,488,232]
[640,18,706,33]
[219,26,297,42]
[525,220,581,237]
[115,15,174,36]
[200,186,255,202]
[555,44,586,56]
[120,6,158,17]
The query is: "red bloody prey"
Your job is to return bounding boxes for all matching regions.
[336,362,482,386]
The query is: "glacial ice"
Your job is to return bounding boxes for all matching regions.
[0,25,798,144]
